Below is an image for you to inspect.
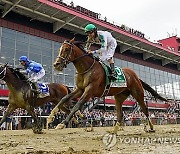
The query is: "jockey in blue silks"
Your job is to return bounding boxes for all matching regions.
[19,56,45,93]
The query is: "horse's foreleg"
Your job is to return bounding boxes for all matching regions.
[26,105,42,134]
[47,96,71,125]
[0,104,16,126]
[76,110,85,119]
[60,106,79,125]
[56,88,88,129]
[48,89,83,126]
[61,99,87,128]
[60,86,92,129]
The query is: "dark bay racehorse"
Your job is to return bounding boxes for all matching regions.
[48,38,167,134]
[0,64,81,133]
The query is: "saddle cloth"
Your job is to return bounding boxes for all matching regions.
[101,62,127,88]
[111,66,127,87]
[37,82,50,98]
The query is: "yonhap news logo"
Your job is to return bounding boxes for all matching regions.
[102,135,180,148]
[102,133,117,149]
[118,137,180,144]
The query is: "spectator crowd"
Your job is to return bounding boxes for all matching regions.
[0,100,180,130]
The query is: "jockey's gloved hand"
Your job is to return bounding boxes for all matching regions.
[87,50,93,54]
[19,69,26,75]
[15,66,24,71]
[15,67,21,71]
[27,78,32,83]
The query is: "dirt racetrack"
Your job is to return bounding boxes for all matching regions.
[0,124,180,154]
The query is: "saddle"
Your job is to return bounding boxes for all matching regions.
[99,61,127,88]
[29,81,50,98]
[92,56,119,82]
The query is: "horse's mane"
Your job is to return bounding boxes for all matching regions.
[74,41,98,59]
[64,40,99,61]
[7,66,28,81]
[73,41,87,53]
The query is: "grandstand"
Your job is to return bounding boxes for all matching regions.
[0,0,180,112]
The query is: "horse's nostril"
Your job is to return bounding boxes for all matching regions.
[53,63,57,67]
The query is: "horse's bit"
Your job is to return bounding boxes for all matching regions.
[56,41,73,69]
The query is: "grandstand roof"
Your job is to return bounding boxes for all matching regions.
[0,0,180,69]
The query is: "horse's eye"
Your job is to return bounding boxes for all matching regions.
[65,48,69,52]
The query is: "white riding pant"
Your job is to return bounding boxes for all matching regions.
[29,68,45,82]
[99,41,117,61]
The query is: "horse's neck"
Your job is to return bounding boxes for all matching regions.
[5,72,27,92]
[73,48,95,73]
[6,82,20,95]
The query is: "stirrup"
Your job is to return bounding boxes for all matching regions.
[110,72,117,80]
[31,89,41,94]
[36,89,41,94]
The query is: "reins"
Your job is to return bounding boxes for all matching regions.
[57,41,96,75]
[75,58,96,75]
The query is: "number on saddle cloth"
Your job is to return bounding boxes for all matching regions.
[111,67,127,87]
[37,83,50,94]
[100,62,127,87]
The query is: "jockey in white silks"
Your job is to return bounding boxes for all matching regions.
[84,23,117,79]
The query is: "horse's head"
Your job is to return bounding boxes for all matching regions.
[53,38,75,71]
[0,64,27,82]
[0,63,8,80]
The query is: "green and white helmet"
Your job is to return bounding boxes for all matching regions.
[84,24,96,33]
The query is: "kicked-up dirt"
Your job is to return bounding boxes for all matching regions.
[0,124,180,154]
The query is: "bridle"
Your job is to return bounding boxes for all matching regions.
[56,41,96,75]
[56,41,73,69]
[0,66,7,80]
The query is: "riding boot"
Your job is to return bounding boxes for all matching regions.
[110,63,117,79]
[33,82,41,94]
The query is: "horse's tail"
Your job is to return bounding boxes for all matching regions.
[140,79,167,102]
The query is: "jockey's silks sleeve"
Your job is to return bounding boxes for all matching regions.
[26,61,43,74]
[98,34,107,52]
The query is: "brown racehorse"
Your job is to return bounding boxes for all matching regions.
[0,64,81,133]
[48,38,167,134]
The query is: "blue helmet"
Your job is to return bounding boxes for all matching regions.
[19,56,29,62]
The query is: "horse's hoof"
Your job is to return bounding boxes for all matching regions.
[55,123,65,129]
[148,129,156,133]
[33,129,43,134]
[143,126,148,132]
[119,127,124,131]
[37,131,44,134]
[144,129,148,133]
[84,127,94,132]
[107,125,121,135]
[106,130,117,135]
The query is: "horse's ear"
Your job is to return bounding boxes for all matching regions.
[4,63,8,67]
[70,37,75,43]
